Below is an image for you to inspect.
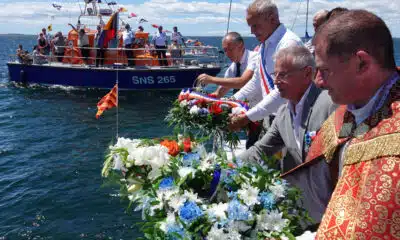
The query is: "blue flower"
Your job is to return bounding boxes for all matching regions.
[159,177,175,190]
[199,108,209,117]
[227,199,250,221]
[179,201,203,225]
[259,192,275,210]
[167,224,185,240]
[223,169,237,185]
[182,153,200,167]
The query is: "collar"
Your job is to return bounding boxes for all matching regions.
[264,24,286,46]
[288,84,312,116]
[347,72,400,125]
[239,49,249,65]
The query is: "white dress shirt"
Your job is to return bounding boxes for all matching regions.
[288,85,312,151]
[122,29,134,45]
[233,24,303,122]
[153,31,168,46]
[224,49,258,78]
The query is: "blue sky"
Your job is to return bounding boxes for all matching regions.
[0,0,399,37]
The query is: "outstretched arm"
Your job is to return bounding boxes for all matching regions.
[197,69,254,89]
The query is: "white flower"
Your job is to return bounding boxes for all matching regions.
[257,210,289,232]
[159,212,176,233]
[157,187,179,200]
[206,203,228,220]
[189,105,200,115]
[179,100,189,107]
[207,224,225,240]
[231,107,246,115]
[112,137,141,150]
[183,190,201,203]
[269,182,286,199]
[178,167,196,179]
[238,184,260,207]
[169,194,186,212]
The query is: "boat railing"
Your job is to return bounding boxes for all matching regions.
[9,45,223,68]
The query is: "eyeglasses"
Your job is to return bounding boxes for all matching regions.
[271,67,305,80]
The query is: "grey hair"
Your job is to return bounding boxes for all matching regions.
[273,45,315,71]
[247,0,279,18]
[314,9,329,21]
[222,32,244,44]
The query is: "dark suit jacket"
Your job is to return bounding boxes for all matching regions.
[239,83,337,224]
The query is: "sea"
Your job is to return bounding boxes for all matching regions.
[0,34,399,239]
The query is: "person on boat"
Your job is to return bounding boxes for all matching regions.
[152,25,168,66]
[16,44,24,63]
[37,33,50,56]
[169,40,182,65]
[302,10,400,239]
[40,28,52,54]
[136,25,144,33]
[304,9,328,54]
[51,32,66,62]
[68,20,82,32]
[239,45,337,230]
[94,25,106,67]
[123,24,135,67]
[229,0,303,147]
[32,45,48,65]
[171,26,186,48]
[75,29,90,64]
[197,32,258,98]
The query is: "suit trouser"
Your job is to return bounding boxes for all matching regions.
[155,45,168,66]
[96,48,105,67]
[125,44,135,66]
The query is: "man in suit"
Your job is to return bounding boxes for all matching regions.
[238,45,337,228]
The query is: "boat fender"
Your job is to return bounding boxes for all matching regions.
[20,69,28,86]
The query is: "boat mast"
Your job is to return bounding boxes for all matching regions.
[305,0,310,39]
[226,0,233,34]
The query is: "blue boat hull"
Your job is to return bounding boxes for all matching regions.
[7,63,221,90]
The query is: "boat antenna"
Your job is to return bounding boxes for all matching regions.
[290,1,302,31]
[226,0,233,34]
[305,0,310,39]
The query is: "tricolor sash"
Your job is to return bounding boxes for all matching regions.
[178,89,249,112]
[259,43,275,94]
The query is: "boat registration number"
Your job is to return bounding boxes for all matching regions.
[132,76,176,85]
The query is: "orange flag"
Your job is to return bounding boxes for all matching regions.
[96,84,118,119]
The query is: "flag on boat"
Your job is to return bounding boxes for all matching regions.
[96,84,118,119]
[98,12,119,48]
[138,18,148,24]
[128,12,137,18]
[52,3,62,10]
[47,24,52,31]
[118,7,128,12]
[151,24,159,28]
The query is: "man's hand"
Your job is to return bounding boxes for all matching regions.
[197,73,214,85]
[229,113,250,131]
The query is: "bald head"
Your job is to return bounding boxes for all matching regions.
[223,32,244,45]
[313,10,328,31]
[222,32,245,63]
[314,9,396,70]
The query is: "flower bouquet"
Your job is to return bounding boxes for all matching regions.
[166,88,249,148]
[102,136,312,240]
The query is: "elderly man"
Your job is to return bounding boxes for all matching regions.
[304,9,328,53]
[197,32,258,98]
[230,0,303,140]
[299,10,400,239]
[239,45,337,228]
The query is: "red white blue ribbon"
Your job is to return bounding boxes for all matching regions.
[178,89,249,111]
[259,43,275,94]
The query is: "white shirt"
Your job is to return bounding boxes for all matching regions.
[288,84,312,151]
[123,29,134,45]
[233,24,303,122]
[171,31,185,45]
[224,49,258,78]
[153,31,168,46]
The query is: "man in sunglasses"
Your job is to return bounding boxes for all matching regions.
[239,45,337,229]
